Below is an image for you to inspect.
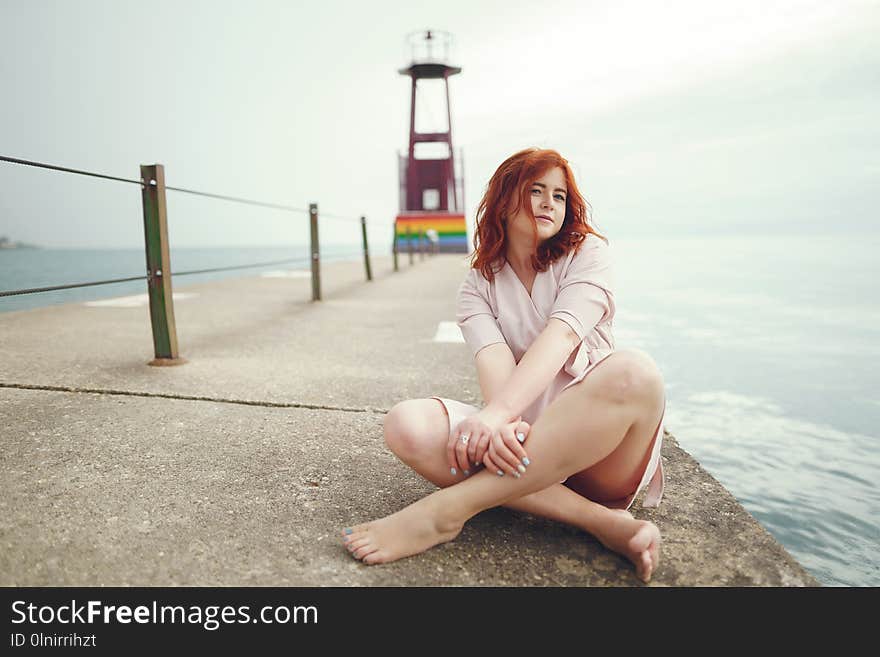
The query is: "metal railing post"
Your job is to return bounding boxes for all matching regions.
[419,229,425,261]
[392,222,399,272]
[310,203,321,301]
[361,215,372,282]
[407,225,414,265]
[140,163,184,365]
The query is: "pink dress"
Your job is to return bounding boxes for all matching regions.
[432,234,665,510]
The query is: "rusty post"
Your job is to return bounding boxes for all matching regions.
[310,203,321,301]
[361,215,372,282]
[140,164,184,366]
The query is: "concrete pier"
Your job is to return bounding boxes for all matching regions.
[0,255,818,586]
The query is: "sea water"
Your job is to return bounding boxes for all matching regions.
[610,233,879,587]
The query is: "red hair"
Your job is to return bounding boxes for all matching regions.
[470,147,604,282]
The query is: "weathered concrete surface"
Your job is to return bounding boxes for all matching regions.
[0,256,477,410]
[0,255,818,586]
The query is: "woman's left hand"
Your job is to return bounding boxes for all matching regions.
[447,408,509,477]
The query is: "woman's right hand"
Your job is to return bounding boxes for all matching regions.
[482,418,531,478]
[449,416,530,478]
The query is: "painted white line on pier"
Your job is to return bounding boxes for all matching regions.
[433,321,465,343]
[85,292,199,308]
[261,270,311,278]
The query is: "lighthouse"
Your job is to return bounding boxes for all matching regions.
[395,30,467,254]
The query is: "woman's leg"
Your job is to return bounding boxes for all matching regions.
[346,349,666,581]
[383,397,648,547]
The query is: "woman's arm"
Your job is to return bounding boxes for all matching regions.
[450,319,579,477]
[477,318,580,425]
[474,343,516,406]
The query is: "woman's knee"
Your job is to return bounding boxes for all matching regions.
[598,349,665,405]
[383,399,442,458]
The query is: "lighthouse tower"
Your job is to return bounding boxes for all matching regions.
[395,30,467,254]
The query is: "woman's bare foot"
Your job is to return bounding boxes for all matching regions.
[342,494,464,565]
[598,509,661,583]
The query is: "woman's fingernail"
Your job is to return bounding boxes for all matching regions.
[464,469,470,476]
[450,467,457,476]
[344,528,352,535]
[513,471,521,479]
[496,470,504,476]
[522,457,531,466]
[516,432,525,443]
[517,464,526,473]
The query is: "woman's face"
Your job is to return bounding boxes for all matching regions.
[506,166,568,247]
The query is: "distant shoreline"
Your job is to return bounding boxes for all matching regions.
[0,238,40,250]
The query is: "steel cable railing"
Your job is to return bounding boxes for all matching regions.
[170,256,312,278]
[162,184,310,214]
[0,155,143,186]
[1,153,433,363]
[0,256,322,297]
[0,275,149,298]
[0,253,370,297]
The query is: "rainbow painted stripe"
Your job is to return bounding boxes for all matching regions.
[395,213,469,252]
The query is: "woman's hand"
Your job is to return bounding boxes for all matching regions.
[448,410,499,477]
[483,418,531,478]
[448,411,530,478]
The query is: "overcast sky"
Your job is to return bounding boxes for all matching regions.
[1,0,878,249]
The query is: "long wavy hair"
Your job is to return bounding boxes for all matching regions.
[470,147,604,282]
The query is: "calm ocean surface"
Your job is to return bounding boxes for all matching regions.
[1,235,878,586]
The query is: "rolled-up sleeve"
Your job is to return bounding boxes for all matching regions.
[456,269,506,357]
[549,237,615,341]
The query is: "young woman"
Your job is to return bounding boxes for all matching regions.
[343,148,667,583]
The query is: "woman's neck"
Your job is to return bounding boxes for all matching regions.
[505,240,535,272]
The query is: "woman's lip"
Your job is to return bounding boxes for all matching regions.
[537,216,552,223]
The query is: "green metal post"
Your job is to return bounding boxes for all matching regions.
[361,215,373,282]
[140,163,183,365]
[310,203,321,301]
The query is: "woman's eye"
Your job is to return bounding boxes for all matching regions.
[532,188,564,200]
